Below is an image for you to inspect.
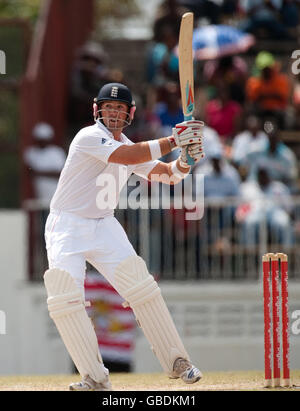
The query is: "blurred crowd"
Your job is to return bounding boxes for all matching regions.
[144,0,300,249]
[26,0,300,250]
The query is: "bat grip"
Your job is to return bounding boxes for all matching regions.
[186,152,195,166]
[184,114,195,166]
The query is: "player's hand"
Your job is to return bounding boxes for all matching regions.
[179,143,205,168]
[172,120,204,148]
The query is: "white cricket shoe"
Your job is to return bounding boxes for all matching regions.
[69,375,112,391]
[172,358,202,384]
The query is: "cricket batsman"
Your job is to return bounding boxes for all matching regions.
[44,82,205,390]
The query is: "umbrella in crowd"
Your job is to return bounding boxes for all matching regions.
[192,25,255,60]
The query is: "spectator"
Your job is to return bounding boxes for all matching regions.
[236,166,293,246]
[243,120,298,191]
[146,24,179,86]
[222,0,239,15]
[142,108,162,142]
[24,123,66,206]
[192,125,223,173]
[201,126,224,162]
[195,153,241,199]
[231,114,268,165]
[238,0,297,39]
[144,82,184,163]
[154,82,184,136]
[204,84,243,141]
[123,93,150,143]
[203,55,249,104]
[179,0,225,24]
[69,42,110,130]
[152,0,185,43]
[195,152,241,252]
[245,51,290,128]
[281,0,300,38]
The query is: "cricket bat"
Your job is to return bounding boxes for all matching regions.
[178,12,195,165]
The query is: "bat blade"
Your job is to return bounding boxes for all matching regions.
[178,12,195,165]
[178,12,194,121]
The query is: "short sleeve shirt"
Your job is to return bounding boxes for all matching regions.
[50,121,159,218]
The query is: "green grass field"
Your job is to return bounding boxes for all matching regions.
[0,371,300,391]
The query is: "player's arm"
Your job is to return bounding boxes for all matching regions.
[147,159,189,184]
[108,120,203,165]
[108,137,174,165]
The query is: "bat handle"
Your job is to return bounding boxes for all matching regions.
[184,114,195,166]
[186,152,195,166]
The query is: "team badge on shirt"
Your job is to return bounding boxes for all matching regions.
[101,137,113,146]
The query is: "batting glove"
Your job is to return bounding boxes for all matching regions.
[179,143,205,168]
[170,120,204,149]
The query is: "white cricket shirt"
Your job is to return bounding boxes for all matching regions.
[50,121,159,218]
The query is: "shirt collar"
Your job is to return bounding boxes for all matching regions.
[95,119,126,143]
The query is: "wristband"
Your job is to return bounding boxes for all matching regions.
[171,160,190,180]
[148,140,162,160]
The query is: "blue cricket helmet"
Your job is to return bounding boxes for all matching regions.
[95,83,135,108]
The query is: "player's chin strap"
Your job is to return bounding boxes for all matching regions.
[92,100,136,129]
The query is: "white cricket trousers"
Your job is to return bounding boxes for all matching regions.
[45,211,137,292]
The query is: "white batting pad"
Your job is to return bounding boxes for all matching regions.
[114,256,189,376]
[44,268,106,383]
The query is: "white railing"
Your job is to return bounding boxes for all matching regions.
[23,196,300,281]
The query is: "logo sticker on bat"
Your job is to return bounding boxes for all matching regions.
[185,81,194,115]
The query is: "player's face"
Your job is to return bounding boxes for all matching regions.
[100,101,129,130]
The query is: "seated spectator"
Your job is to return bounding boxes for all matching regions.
[222,0,239,16]
[124,93,150,143]
[243,119,298,191]
[194,152,241,251]
[238,0,297,39]
[152,0,185,43]
[192,125,223,172]
[204,84,243,141]
[142,108,162,142]
[195,153,241,199]
[23,123,66,206]
[180,0,225,24]
[203,55,249,104]
[69,42,110,130]
[245,51,290,129]
[236,166,294,246]
[281,0,300,38]
[201,126,224,162]
[146,24,179,86]
[146,82,184,162]
[154,82,184,137]
[231,114,268,165]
